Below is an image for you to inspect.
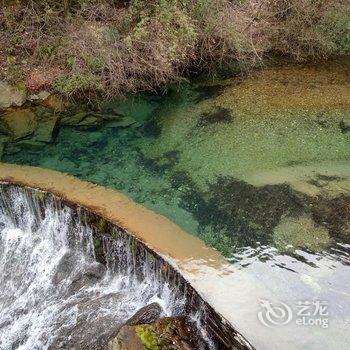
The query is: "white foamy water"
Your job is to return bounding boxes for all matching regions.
[0,186,183,350]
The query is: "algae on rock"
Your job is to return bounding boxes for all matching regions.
[33,116,59,143]
[273,215,331,252]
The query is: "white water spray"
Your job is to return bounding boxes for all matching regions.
[0,186,183,349]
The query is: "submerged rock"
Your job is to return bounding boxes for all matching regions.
[1,109,37,140]
[105,116,137,128]
[60,111,88,126]
[108,316,202,350]
[0,119,12,136]
[313,195,350,242]
[273,215,331,252]
[92,112,122,121]
[1,109,58,154]
[33,116,59,143]
[197,107,233,127]
[339,117,350,134]
[0,81,26,109]
[141,119,162,138]
[193,83,226,102]
[60,109,136,130]
[10,139,46,153]
[60,111,103,128]
[0,141,5,160]
[0,134,10,144]
[180,175,308,248]
[77,115,103,128]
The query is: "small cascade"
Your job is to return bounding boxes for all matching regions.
[0,183,252,350]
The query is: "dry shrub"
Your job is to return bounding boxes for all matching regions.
[187,1,266,68]
[258,0,350,60]
[55,1,197,97]
[0,0,349,98]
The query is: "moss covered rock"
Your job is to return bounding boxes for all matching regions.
[105,116,137,128]
[5,139,46,154]
[60,111,88,126]
[108,316,201,350]
[108,325,145,350]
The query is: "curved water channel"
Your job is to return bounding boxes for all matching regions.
[1,58,350,349]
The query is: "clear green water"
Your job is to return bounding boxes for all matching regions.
[4,81,350,255]
[2,62,350,349]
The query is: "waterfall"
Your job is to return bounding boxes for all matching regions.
[0,183,253,350]
[0,185,184,349]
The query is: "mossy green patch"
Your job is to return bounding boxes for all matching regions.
[131,238,138,254]
[96,218,108,233]
[273,215,331,252]
[135,325,159,350]
[33,191,48,201]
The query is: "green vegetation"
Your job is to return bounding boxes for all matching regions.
[0,0,349,97]
[135,325,159,350]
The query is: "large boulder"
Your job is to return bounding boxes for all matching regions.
[108,316,201,350]
[108,325,144,350]
[0,81,27,109]
[1,108,37,140]
[125,303,162,326]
